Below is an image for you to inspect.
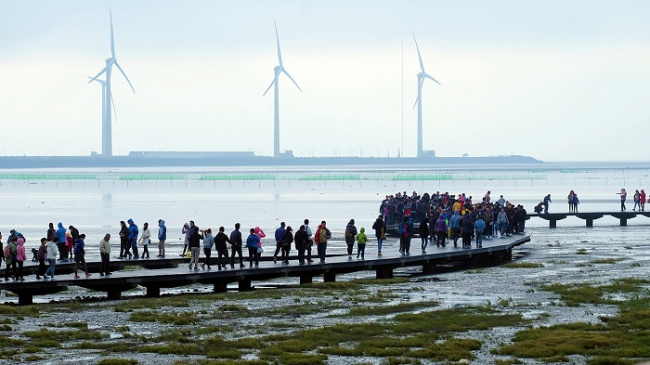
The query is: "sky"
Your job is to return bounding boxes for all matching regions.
[1,0,649,161]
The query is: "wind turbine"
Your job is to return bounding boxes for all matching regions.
[89,8,135,157]
[263,20,302,158]
[412,33,440,158]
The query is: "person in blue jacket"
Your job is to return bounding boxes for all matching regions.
[128,218,139,259]
[474,216,486,248]
[56,223,67,261]
[157,219,167,258]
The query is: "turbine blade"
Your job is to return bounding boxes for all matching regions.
[263,77,277,96]
[413,33,426,73]
[110,8,115,59]
[282,69,302,92]
[274,20,283,66]
[412,78,423,110]
[114,62,136,94]
[412,96,419,110]
[88,66,109,83]
[110,90,118,124]
[424,73,441,85]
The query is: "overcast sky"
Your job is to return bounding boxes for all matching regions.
[1,0,649,161]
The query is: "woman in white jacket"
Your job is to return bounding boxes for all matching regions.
[44,237,59,280]
[139,222,151,259]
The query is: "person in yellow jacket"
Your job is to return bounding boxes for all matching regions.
[356,227,368,260]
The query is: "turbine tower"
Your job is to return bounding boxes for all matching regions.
[263,20,302,158]
[412,34,440,158]
[89,8,135,157]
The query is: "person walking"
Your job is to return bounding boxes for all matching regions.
[15,237,26,281]
[4,237,17,281]
[214,227,230,270]
[618,188,627,211]
[419,216,429,252]
[315,221,331,263]
[56,223,67,262]
[201,228,215,270]
[73,234,91,278]
[435,214,447,247]
[229,223,245,269]
[46,223,56,242]
[44,237,59,280]
[180,222,190,257]
[99,233,112,276]
[497,208,509,237]
[461,214,474,249]
[294,225,308,265]
[356,227,367,260]
[36,238,47,280]
[118,221,130,259]
[303,219,314,263]
[245,228,261,267]
[68,225,79,260]
[372,215,385,256]
[188,225,202,271]
[641,189,646,212]
[474,216,486,248]
[633,190,641,211]
[139,222,151,259]
[281,226,293,264]
[450,211,462,248]
[157,219,166,258]
[344,219,357,259]
[273,222,286,264]
[128,219,139,259]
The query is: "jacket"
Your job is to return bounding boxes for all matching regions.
[128,219,139,241]
[372,218,384,238]
[73,238,85,253]
[294,229,308,250]
[38,244,47,260]
[214,232,230,250]
[99,238,111,254]
[158,220,167,240]
[435,217,447,232]
[229,228,242,247]
[202,232,215,249]
[15,238,26,262]
[275,226,286,244]
[356,228,368,245]
[56,223,66,245]
[46,240,58,259]
[314,225,331,244]
[189,229,202,248]
[140,228,151,245]
[245,234,260,249]
[450,211,462,229]
[474,218,486,232]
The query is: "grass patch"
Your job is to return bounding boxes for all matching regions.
[590,258,626,264]
[24,328,106,341]
[576,248,589,255]
[502,262,544,268]
[96,359,139,365]
[342,300,439,317]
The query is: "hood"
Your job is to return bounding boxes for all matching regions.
[17,238,24,245]
[454,210,460,216]
[360,227,365,233]
[58,223,64,229]
[159,220,165,226]
[184,223,190,229]
[128,218,134,226]
[348,219,355,225]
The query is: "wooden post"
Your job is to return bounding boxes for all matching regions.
[549,219,557,228]
[107,290,122,300]
[376,268,393,279]
[300,275,313,285]
[324,272,336,282]
[422,262,435,274]
[146,286,161,298]
[213,282,228,293]
[238,278,252,291]
[18,292,33,305]
[586,218,593,227]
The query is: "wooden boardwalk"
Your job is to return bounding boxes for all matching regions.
[526,211,650,228]
[0,235,529,305]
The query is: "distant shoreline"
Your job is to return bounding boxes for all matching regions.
[0,154,541,169]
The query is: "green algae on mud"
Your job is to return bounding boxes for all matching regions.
[501,262,544,268]
[497,279,650,364]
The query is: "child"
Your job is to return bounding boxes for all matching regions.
[356,227,367,260]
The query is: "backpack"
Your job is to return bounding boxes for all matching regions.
[345,229,352,238]
[398,223,408,237]
[3,244,9,258]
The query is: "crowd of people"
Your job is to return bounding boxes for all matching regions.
[379,190,527,255]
